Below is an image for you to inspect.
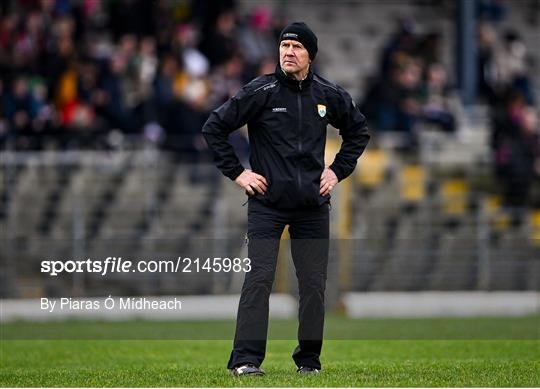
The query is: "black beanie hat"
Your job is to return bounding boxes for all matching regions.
[279,22,318,60]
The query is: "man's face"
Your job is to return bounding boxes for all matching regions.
[279,39,310,77]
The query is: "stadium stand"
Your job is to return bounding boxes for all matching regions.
[0,0,538,300]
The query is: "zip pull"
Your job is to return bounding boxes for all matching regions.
[244,233,249,245]
[299,80,302,91]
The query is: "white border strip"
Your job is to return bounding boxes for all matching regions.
[0,294,296,322]
[2,292,539,322]
[344,292,540,318]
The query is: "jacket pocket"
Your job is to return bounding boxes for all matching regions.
[266,178,300,208]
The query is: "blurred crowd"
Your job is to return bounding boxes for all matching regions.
[1,0,539,206]
[361,20,457,142]
[0,0,284,155]
[475,0,539,208]
[360,0,539,207]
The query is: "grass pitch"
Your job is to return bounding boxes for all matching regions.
[1,316,539,387]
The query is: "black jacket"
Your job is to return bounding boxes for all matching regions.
[202,66,370,209]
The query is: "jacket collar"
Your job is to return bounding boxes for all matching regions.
[275,64,313,91]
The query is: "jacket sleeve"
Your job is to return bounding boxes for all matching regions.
[328,87,370,182]
[202,86,262,180]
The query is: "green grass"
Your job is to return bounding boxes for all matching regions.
[2,315,539,339]
[1,317,539,387]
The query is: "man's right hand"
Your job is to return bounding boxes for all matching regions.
[235,169,268,196]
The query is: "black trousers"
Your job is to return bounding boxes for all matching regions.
[227,198,330,370]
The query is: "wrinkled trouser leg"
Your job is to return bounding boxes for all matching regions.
[227,200,286,369]
[227,200,330,370]
[289,203,330,370]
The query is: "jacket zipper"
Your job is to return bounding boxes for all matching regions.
[297,81,303,191]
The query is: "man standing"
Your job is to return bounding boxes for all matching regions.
[202,22,370,376]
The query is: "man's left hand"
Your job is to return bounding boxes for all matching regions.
[320,167,338,196]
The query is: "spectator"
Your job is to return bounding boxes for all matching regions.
[477,21,498,102]
[175,24,209,79]
[478,25,534,105]
[3,77,38,147]
[238,6,275,67]
[379,18,418,78]
[100,53,137,133]
[492,91,540,208]
[199,10,238,67]
[208,53,245,109]
[494,31,534,104]
[419,63,456,132]
[136,36,159,122]
[362,60,423,134]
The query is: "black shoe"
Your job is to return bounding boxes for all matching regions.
[230,363,265,376]
[297,366,320,375]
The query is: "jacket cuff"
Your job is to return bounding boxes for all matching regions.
[227,165,245,181]
[328,163,346,182]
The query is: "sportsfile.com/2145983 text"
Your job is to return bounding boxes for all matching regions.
[40,257,252,276]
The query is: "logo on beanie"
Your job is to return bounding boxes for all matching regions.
[317,104,326,117]
[283,33,298,39]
